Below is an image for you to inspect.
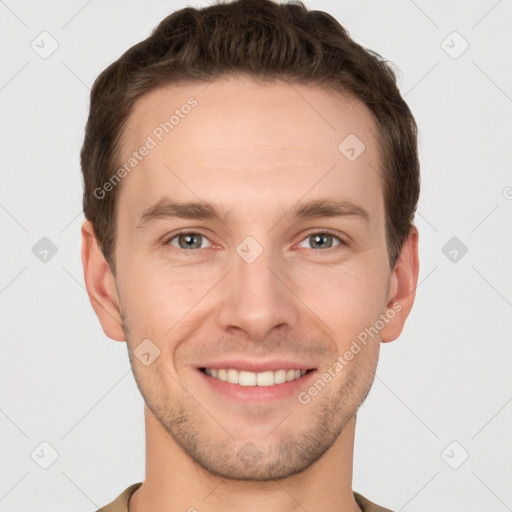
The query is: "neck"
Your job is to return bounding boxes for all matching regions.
[129,404,361,512]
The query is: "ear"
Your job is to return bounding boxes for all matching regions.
[380,225,420,343]
[81,220,126,342]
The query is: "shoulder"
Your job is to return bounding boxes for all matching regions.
[354,491,395,512]
[95,482,143,512]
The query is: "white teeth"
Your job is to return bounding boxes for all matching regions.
[227,368,239,384]
[274,369,287,384]
[256,371,274,387]
[239,371,257,386]
[203,368,308,386]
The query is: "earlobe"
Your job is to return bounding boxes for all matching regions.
[380,225,420,343]
[81,220,126,342]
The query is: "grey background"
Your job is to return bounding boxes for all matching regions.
[1,0,511,510]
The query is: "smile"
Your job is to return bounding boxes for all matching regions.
[200,368,310,386]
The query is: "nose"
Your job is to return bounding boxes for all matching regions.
[216,240,300,343]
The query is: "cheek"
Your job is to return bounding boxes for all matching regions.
[294,260,388,342]
[117,260,220,335]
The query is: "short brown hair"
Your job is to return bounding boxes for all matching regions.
[81,0,420,275]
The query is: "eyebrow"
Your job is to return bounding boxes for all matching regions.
[137,197,371,228]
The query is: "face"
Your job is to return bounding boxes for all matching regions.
[92,76,413,481]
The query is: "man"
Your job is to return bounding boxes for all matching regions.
[80,0,420,510]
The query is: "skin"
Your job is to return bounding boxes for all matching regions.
[81,75,419,512]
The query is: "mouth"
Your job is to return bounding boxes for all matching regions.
[197,364,317,403]
[199,367,314,387]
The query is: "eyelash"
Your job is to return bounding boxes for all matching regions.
[162,230,346,253]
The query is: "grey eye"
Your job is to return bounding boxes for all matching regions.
[168,233,211,250]
[298,233,342,250]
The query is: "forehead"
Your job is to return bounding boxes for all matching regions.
[116,75,384,230]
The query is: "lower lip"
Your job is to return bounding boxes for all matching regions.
[197,369,317,403]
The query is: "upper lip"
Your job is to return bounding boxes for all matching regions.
[197,359,317,373]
